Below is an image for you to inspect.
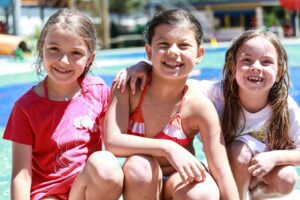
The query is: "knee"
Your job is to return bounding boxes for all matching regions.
[85,151,123,186]
[123,155,161,185]
[173,174,220,200]
[173,185,219,200]
[275,166,297,195]
[228,141,252,166]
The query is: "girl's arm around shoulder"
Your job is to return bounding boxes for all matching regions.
[184,91,239,199]
[11,142,32,200]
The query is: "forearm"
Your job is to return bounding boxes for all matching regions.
[218,176,239,200]
[105,132,171,158]
[205,140,239,199]
[268,150,300,166]
[209,163,239,200]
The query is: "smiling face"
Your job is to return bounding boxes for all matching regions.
[42,25,95,86]
[235,36,280,98]
[145,22,203,79]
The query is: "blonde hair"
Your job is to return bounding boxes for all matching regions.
[222,29,295,150]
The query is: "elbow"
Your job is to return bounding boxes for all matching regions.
[104,141,115,152]
[103,132,116,152]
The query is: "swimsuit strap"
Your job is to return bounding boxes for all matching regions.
[136,75,151,108]
[176,85,188,114]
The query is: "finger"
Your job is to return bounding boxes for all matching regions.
[140,74,147,91]
[183,166,195,184]
[178,167,188,183]
[120,78,127,93]
[192,163,205,182]
[251,168,261,177]
[248,164,258,174]
[130,76,138,95]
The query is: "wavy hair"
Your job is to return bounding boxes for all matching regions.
[222,29,294,150]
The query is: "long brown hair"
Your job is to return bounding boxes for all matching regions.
[222,29,294,150]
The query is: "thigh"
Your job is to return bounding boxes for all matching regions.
[164,171,220,200]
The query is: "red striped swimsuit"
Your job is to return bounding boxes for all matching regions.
[127,76,193,147]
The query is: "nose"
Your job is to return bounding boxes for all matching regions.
[251,60,262,71]
[60,54,69,64]
[167,44,180,57]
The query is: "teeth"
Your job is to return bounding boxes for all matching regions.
[55,68,69,73]
[248,76,263,82]
[165,61,181,67]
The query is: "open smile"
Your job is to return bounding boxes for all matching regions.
[163,61,183,69]
[247,76,263,83]
[53,67,72,73]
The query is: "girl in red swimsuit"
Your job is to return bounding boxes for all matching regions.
[105,9,239,200]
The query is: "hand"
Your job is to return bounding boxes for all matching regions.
[114,61,151,94]
[248,152,276,178]
[166,142,206,184]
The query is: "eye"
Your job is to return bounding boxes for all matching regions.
[179,43,191,49]
[72,50,83,56]
[261,59,274,66]
[48,46,59,52]
[241,58,252,63]
[158,42,169,48]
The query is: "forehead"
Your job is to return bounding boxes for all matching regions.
[238,36,277,57]
[153,22,196,40]
[44,25,87,46]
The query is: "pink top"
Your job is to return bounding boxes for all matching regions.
[127,75,193,147]
[3,76,110,199]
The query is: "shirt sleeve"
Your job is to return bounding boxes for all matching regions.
[3,101,34,145]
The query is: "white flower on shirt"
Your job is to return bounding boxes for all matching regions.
[73,115,95,130]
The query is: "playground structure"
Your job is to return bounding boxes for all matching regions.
[0,34,30,60]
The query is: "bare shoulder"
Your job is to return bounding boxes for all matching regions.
[184,86,215,114]
[182,86,220,135]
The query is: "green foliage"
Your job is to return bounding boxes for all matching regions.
[109,0,144,15]
[263,6,285,27]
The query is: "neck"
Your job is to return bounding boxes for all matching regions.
[149,73,187,101]
[45,77,81,101]
[239,90,269,113]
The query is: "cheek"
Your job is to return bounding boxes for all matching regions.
[77,57,90,67]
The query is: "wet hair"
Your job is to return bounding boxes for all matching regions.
[222,29,294,150]
[144,9,204,46]
[35,8,97,80]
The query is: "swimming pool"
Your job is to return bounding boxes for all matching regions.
[1,42,300,199]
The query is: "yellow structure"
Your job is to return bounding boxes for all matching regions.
[0,34,25,55]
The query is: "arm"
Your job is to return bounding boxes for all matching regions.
[104,83,203,183]
[114,61,151,94]
[11,142,32,200]
[193,96,239,200]
[248,150,300,178]
[249,97,300,177]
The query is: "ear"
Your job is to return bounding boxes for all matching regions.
[195,46,204,64]
[86,51,96,67]
[145,44,152,61]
